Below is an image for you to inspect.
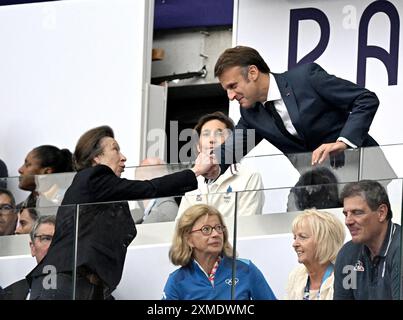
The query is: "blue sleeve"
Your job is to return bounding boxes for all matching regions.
[248,262,277,300]
[162,274,180,300]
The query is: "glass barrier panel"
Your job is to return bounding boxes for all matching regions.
[76,198,241,300]
[233,180,402,300]
[1,178,396,299]
[1,144,402,299]
[241,144,403,189]
[0,172,76,211]
[0,176,7,189]
[1,143,402,221]
[0,176,26,212]
[164,195,236,300]
[128,195,181,225]
[378,143,403,179]
[229,188,301,300]
[76,200,176,300]
[0,203,76,300]
[241,147,361,189]
[361,145,401,180]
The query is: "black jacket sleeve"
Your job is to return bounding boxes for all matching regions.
[86,165,198,203]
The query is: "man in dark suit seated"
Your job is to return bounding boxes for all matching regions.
[205,46,390,181]
[1,215,55,300]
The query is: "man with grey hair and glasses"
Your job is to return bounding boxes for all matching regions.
[1,215,55,300]
[333,180,400,299]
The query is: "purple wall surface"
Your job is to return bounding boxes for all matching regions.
[154,0,233,30]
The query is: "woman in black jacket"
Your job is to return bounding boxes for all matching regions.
[27,125,215,300]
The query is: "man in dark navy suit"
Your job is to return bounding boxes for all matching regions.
[206,46,386,180]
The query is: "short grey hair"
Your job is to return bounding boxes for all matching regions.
[30,215,56,242]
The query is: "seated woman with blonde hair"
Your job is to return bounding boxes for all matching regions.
[163,204,276,300]
[285,209,345,300]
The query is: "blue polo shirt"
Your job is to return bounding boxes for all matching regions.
[334,221,401,300]
[162,256,276,300]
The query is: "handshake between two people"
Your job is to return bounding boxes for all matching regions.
[191,140,348,181]
[191,151,220,179]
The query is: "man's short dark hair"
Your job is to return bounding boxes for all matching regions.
[194,111,235,136]
[0,188,16,207]
[214,46,270,78]
[340,180,392,220]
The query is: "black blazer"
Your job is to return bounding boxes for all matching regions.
[27,165,197,292]
[220,63,379,170]
[0,279,29,300]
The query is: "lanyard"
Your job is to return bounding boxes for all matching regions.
[208,257,221,287]
[303,264,333,300]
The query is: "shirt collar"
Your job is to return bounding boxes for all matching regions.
[378,220,396,257]
[265,73,282,103]
[199,164,239,186]
[192,257,222,278]
[362,220,396,259]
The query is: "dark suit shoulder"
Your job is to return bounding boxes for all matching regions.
[61,165,116,205]
[275,62,323,78]
[75,164,114,178]
[2,279,29,300]
[68,164,115,190]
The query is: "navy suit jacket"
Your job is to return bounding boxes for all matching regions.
[27,165,197,292]
[220,63,379,169]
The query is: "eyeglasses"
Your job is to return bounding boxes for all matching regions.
[34,234,53,243]
[0,204,16,215]
[190,224,225,236]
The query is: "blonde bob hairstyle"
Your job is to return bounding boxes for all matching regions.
[169,204,233,266]
[292,209,345,265]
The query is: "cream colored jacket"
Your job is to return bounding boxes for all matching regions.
[284,264,334,300]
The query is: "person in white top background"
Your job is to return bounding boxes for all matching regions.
[178,111,264,220]
[132,157,179,224]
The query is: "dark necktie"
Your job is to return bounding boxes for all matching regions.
[264,101,303,145]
